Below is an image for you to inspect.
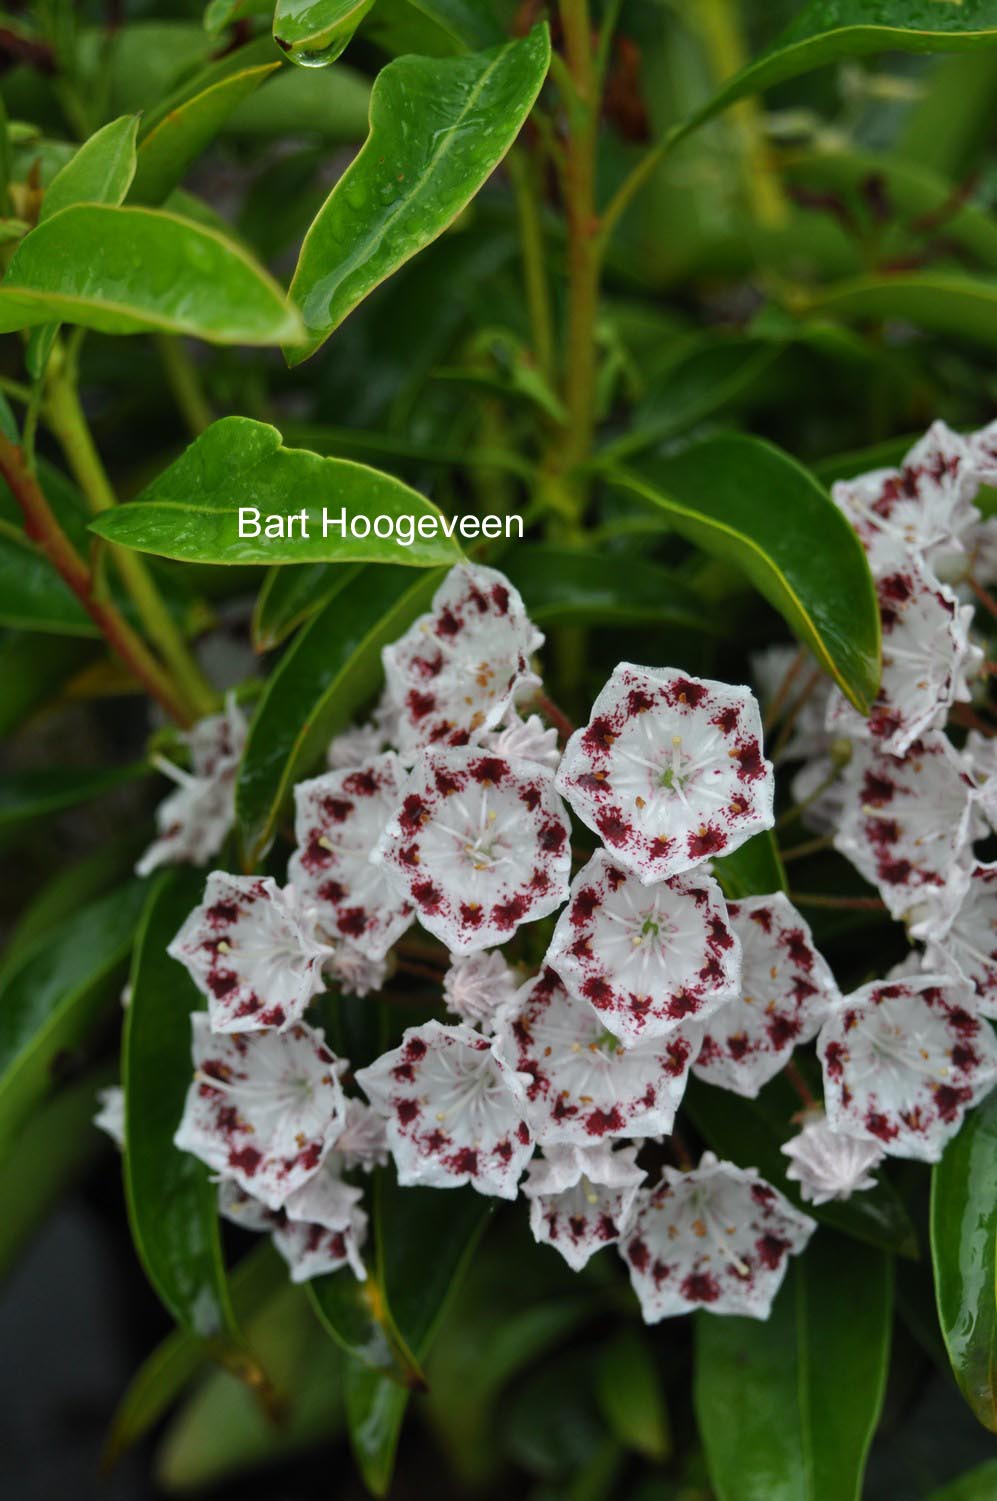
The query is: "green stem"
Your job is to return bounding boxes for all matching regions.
[508,148,555,387]
[45,369,217,718]
[558,0,600,482]
[698,0,786,228]
[155,334,214,438]
[0,374,33,405]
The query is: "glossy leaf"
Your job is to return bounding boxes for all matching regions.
[804,272,997,349]
[345,1364,409,1498]
[0,206,303,345]
[0,881,146,1151]
[931,1086,997,1431]
[0,763,147,833]
[39,114,138,222]
[612,435,881,714]
[503,544,726,634]
[674,0,997,146]
[695,1231,892,1501]
[0,530,96,635]
[287,24,551,362]
[89,417,461,568]
[273,0,376,66]
[252,562,359,651]
[713,829,788,901]
[236,566,442,862]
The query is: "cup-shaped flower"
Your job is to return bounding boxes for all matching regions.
[970,418,997,487]
[620,1153,815,1322]
[382,564,543,756]
[327,945,389,998]
[276,1157,368,1282]
[817,974,997,1162]
[444,949,520,1032]
[693,893,839,1098]
[555,664,774,884]
[137,699,247,878]
[332,1098,389,1172]
[921,863,997,1016]
[355,1020,534,1199]
[523,1143,646,1271]
[168,872,335,1033]
[781,1114,884,1205]
[481,707,561,771]
[288,754,414,960]
[833,733,979,922]
[175,1014,347,1210]
[826,561,979,757]
[371,748,571,953]
[545,850,741,1046]
[492,968,701,1145]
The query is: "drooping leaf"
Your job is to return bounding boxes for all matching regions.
[39,114,138,222]
[0,763,147,834]
[0,205,303,345]
[0,530,97,635]
[673,0,997,147]
[252,562,360,651]
[273,0,376,66]
[803,271,997,348]
[0,881,147,1151]
[287,24,551,362]
[931,1086,997,1431]
[611,435,881,714]
[236,565,442,862]
[695,1231,892,1501]
[88,417,462,568]
[503,544,726,634]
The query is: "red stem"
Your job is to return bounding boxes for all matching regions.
[789,891,886,912]
[969,573,997,621]
[537,692,576,742]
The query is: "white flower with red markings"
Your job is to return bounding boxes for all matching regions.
[327,720,386,771]
[523,1143,646,1271]
[217,1179,277,1234]
[355,1020,533,1199]
[620,1153,814,1322]
[168,872,334,1033]
[332,1098,389,1172]
[693,893,839,1099]
[444,949,520,1032]
[831,421,980,578]
[545,850,740,1047]
[94,1085,125,1150]
[480,706,561,771]
[826,560,979,757]
[288,755,414,961]
[137,699,248,878]
[781,1114,884,1205]
[492,967,701,1145]
[817,974,997,1163]
[371,747,571,953]
[920,862,997,1016]
[175,1014,347,1210]
[276,1158,368,1282]
[328,945,389,998]
[383,564,543,755]
[969,418,997,487]
[555,664,774,884]
[833,733,979,922]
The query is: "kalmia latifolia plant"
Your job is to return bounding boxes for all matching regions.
[5,2,997,1497]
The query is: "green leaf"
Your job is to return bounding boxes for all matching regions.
[273,0,377,66]
[287,24,551,362]
[345,1363,409,1498]
[204,0,273,33]
[503,544,726,634]
[223,60,371,141]
[0,529,97,635]
[931,1086,997,1431]
[88,417,462,568]
[252,562,360,651]
[131,40,281,205]
[713,829,788,901]
[684,1077,919,1259]
[695,1231,892,1501]
[236,565,443,862]
[404,0,507,49]
[0,205,304,345]
[611,435,881,714]
[123,872,241,1349]
[39,114,138,222]
[0,881,147,1151]
[596,1327,670,1461]
[0,632,95,738]
[0,763,147,834]
[674,0,997,146]
[930,1461,997,1501]
[802,271,997,349]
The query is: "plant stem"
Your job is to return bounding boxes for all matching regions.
[536,691,576,742]
[508,148,555,387]
[788,891,886,913]
[781,834,834,863]
[698,0,786,229]
[968,573,997,621]
[155,334,214,437]
[0,432,193,725]
[762,645,805,734]
[45,368,217,718]
[783,1060,817,1109]
[558,0,600,480]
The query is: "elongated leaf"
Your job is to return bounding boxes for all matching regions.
[0,205,303,345]
[405,0,507,48]
[89,417,461,568]
[0,530,96,635]
[804,271,997,348]
[132,40,281,205]
[684,1078,919,1259]
[236,566,442,861]
[345,1364,409,1498]
[612,435,881,714]
[713,829,787,901]
[596,1327,670,1461]
[674,0,997,146]
[503,544,725,634]
[931,1086,997,1430]
[287,24,550,361]
[252,562,360,651]
[223,59,371,140]
[0,836,141,983]
[695,1231,892,1501]
[0,763,147,833]
[40,114,138,222]
[0,881,146,1151]
[274,0,376,65]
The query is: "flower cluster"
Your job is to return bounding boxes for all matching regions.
[103,495,997,1323]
